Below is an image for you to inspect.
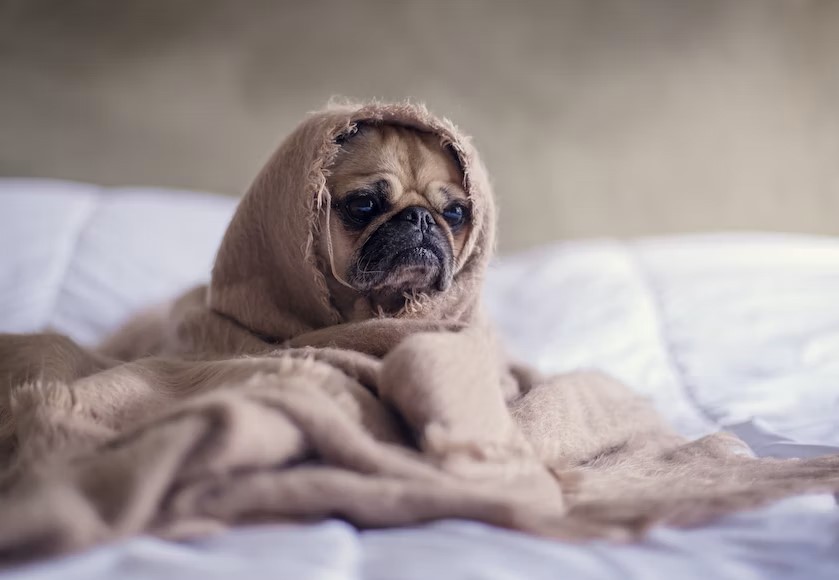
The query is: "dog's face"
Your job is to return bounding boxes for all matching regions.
[323,124,471,312]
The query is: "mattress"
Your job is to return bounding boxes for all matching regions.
[1,178,838,580]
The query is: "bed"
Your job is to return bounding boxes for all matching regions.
[1,178,837,579]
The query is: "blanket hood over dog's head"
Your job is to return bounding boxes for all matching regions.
[209,102,496,342]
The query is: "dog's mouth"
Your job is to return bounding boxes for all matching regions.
[394,246,441,268]
[376,245,444,290]
[349,235,453,295]
[368,242,446,293]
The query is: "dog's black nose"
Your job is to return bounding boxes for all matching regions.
[399,206,435,232]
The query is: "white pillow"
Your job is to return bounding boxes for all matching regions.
[0,178,236,344]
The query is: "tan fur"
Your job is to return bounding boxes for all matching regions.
[1,101,838,564]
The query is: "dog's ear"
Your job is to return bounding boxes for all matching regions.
[335,122,375,146]
[334,128,354,146]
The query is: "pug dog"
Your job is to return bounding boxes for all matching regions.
[320,124,472,319]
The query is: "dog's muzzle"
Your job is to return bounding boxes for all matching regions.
[349,206,454,292]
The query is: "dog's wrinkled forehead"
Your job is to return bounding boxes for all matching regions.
[328,123,466,207]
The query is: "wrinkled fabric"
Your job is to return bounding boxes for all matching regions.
[2,103,839,565]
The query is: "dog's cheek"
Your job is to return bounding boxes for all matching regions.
[433,239,455,292]
[348,228,391,287]
[436,273,452,292]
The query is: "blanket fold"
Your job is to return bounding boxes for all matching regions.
[2,101,838,564]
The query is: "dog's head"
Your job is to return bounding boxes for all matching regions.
[322,124,472,313]
[210,101,495,341]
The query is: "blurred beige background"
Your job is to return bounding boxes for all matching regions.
[1,0,838,251]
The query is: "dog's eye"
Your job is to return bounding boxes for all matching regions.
[345,195,380,222]
[442,203,468,229]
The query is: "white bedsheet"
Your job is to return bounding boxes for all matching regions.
[2,178,838,579]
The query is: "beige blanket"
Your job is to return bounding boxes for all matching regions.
[1,102,838,564]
